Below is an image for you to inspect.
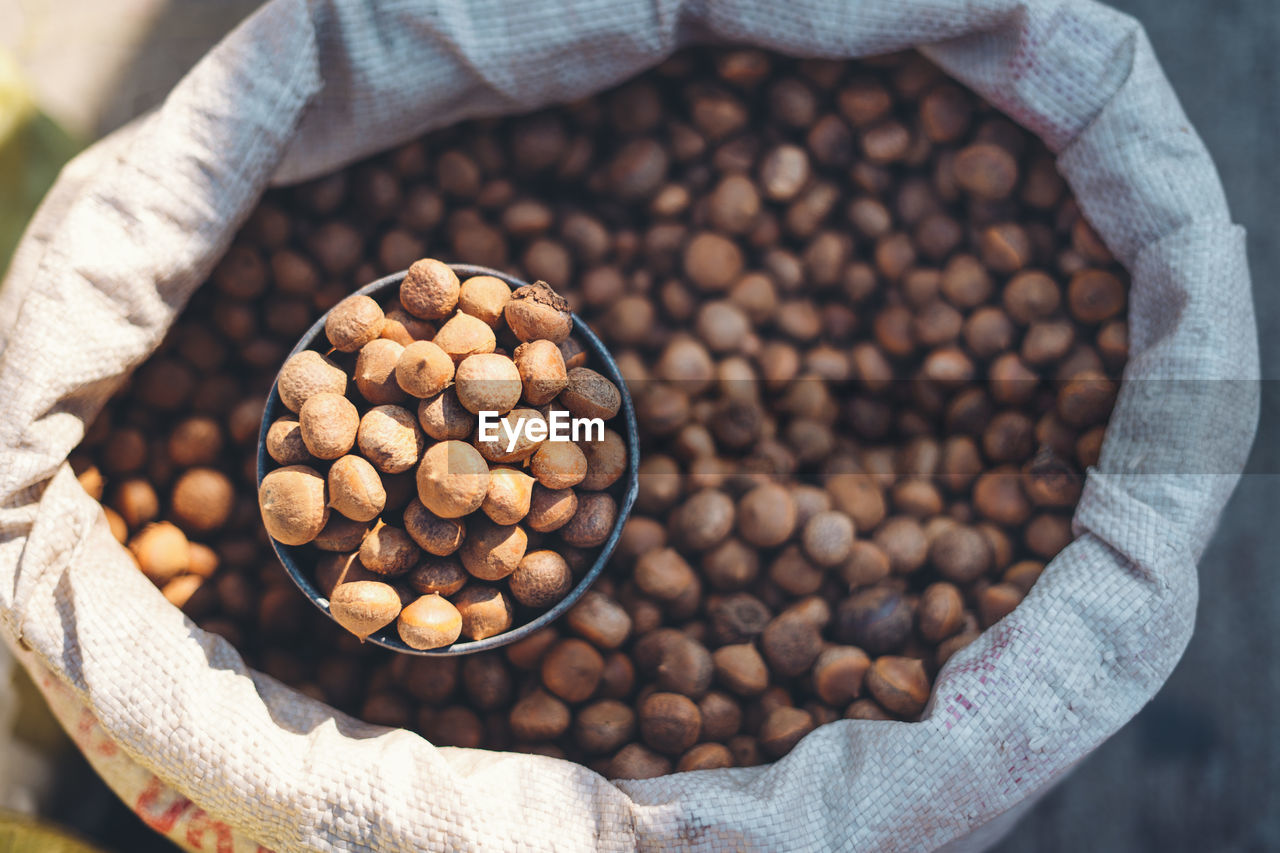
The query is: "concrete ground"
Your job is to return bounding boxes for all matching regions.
[3,1,1276,850]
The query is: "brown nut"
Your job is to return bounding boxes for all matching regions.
[566,590,633,649]
[259,464,329,546]
[354,338,408,406]
[398,593,463,650]
[560,492,617,548]
[277,350,347,413]
[327,454,387,522]
[712,643,769,696]
[298,393,359,460]
[453,584,514,640]
[736,483,797,548]
[266,416,313,466]
[760,613,822,677]
[406,556,467,596]
[475,408,547,463]
[605,744,671,780]
[395,340,455,399]
[459,516,528,581]
[834,587,913,655]
[575,700,636,754]
[509,550,573,609]
[329,580,402,641]
[504,281,573,343]
[639,692,702,755]
[530,440,588,490]
[865,656,931,718]
[812,646,871,706]
[929,524,993,583]
[417,440,490,518]
[577,428,627,491]
[326,294,385,352]
[418,388,476,441]
[359,523,420,576]
[457,274,512,327]
[513,340,568,406]
[482,466,535,525]
[401,258,460,320]
[171,468,233,532]
[128,522,190,584]
[526,485,579,533]
[541,637,605,703]
[433,312,497,362]
[455,353,523,415]
[759,706,815,759]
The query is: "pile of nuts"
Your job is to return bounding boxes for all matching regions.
[73,48,1125,778]
[258,257,625,649]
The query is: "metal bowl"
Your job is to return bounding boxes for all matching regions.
[257,264,639,655]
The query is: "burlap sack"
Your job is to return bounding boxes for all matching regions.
[0,0,1258,849]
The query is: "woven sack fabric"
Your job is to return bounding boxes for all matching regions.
[0,0,1258,850]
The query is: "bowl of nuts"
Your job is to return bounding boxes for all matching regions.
[256,259,639,655]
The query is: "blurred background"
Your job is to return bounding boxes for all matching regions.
[0,1,1274,850]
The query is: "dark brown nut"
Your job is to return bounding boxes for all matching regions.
[844,699,893,721]
[835,587,913,655]
[433,312,497,363]
[403,499,466,555]
[634,548,697,602]
[735,483,797,548]
[559,368,621,420]
[826,474,887,531]
[697,691,743,743]
[759,707,815,759]
[801,511,855,567]
[707,592,770,647]
[513,340,568,406]
[561,492,617,548]
[1023,447,1083,507]
[541,638,605,703]
[482,467,535,525]
[677,743,733,772]
[917,582,965,642]
[838,540,892,590]
[505,628,558,670]
[397,593,462,650]
[358,405,424,474]
[259,465,329,546]
[456,275,512,327]
[1022,320,1076,366]
[865,656,931,717]
[712,644,768,696]
[327,455,386,522]
[526,485,578,533]
[1003,560,1045,594]
[989,353,1040,406]
[329,580,402,641]
[266,416,312,466]
[891,479,944,518]
[670,489,735,552]
[407,556,467,596]
[766,545,823,597]
[812,646,871,706]
[504,281,573,343]
[358,523,419,576]
[963,306,1015,360]
[633,629,713,698]
[1025,513,1073,558]
[978,582,1026,628]
[972,467,1032,525]
[639,692,702,755]
[509,689,571,741]
[606,744,671,780]
[277,351,347,413]
[700,538,759,592]
[325,294,385,352]
[978,522,1014,571]
[395,340,455,399]
[982,410,1035,464]
[1003,270,1062,324]
[952,143,1017,199]
[459,517,527,581]
[760,613,822,678]
[576,700,636,754]
[1077,426,1106,468]
[566,590,633,649]
[919,83,972,143]
[401,258,460,320]
[727,734,762,767]
[417,440,489,518]
[167,416,222,468]
[422,705,483,748]
[313,515,371,552]
[872,517,928,575]
[530,441,588,490]
[979,223,1031,273]
[928,524,993,583]
[1057,371,1117,428]
[1068,269,1125,324]
[128,522,190,584]
[458,655,512,712]
[454,584,514,640]
[297,393,359,461]
[578,429,627,491]
[509,550,573,608]
[354,339,408,406]
[417,388,476,441]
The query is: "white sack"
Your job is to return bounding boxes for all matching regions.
[0,0,1258,850]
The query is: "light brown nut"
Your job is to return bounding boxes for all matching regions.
[417,440,490,518]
